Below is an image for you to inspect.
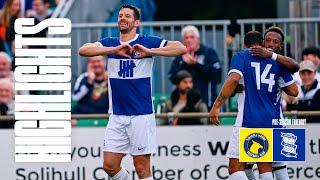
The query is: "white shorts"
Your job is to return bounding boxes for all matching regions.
[227,126,288,167]
[227,126,240,159]
[103,113,157,155]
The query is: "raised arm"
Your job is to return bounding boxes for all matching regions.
[133,41,187,58]
[250,46,299,73]
[274,54,299,73]
[79,43,113,57]
[150,41,187,56]
[209,72,241,125]
[78,43,131,58]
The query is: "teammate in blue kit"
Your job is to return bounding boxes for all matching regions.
[78,4,186,180]
[209,31,298,180]
[246,27,299,180]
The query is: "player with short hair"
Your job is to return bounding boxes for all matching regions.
[209,31,298,180]
[246,26,298,180]
[250,26,299,74]
[78,4,187,180]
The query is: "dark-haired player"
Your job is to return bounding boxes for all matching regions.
[250,26,299,73]
[246,27,299,180]
[210,31,298,180]
[79,4,186,180]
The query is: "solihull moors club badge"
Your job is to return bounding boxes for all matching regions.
[280,132,298,158]
[244,133,269,158]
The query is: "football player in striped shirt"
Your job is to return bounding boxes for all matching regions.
[79,4,186,180]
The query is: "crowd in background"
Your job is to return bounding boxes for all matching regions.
[285,47,320,122]
[0,0,60,127]
[71,25,221,126]
[71,25,320,125]
[0,1,319,127]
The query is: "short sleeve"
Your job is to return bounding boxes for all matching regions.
[228,52,245,77]
[98,37,111,47]
[146,35,167,48]
[278,68,294,87]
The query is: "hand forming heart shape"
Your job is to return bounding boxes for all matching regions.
[113,44,151,59]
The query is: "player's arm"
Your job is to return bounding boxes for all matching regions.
[209,52,244,125]
[209,72,241,125]
[278,69,299,97]
[133,41,187,58]
[78,43,114,57]
[250,46,299,73]
[150,41,187,56]
[282,83,299,97]
[273,54,299,73]
[78,43,131,58]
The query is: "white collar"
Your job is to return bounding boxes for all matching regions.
[120,34,139,44]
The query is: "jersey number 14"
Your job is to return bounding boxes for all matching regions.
[251,62,275,92]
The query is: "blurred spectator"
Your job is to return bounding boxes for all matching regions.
[293,47,320,85]
[302,47,320,68]
[27,0,51,21]
[0,52,13,81]
[162,70,208,125]
[0,78,14,128]
[287,61,320,122]
[168,25,221,108]
[0,51,28,95]
[0,78,14,115]
[25,0,51,48]
[0,38,5,52]
[0,0,20,55]
[19,0,33,18]
[72,56,109,114]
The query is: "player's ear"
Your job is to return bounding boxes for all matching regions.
[134,19,140,27]
[279,43,283,51]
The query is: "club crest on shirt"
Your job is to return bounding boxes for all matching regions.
[118,60,136,78]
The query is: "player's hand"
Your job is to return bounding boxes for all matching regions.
[285,95,299,105]
[113,44,132,58]
[209,106,220,126]
[132,44,152,58]
[250,46,273,58]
